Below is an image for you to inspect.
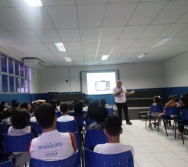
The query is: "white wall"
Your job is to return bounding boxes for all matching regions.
[38,62,164,93]
[30,68,40,93]
[163,52,188,87]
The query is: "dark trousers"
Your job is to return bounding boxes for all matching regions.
[116,102,129,123]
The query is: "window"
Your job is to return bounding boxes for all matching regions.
[16,78,20,93]
[2,75,8,92]
[15,61,19,76]
[24,80,29,93]
[1,55,7,73]
[20,62,24,77]
[20,79,24,93]
[9,76,14,92]
[9,58,14,74]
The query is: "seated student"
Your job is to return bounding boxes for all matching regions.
[29,103,77,160]
[56,100,61,112]
[148,96,162,127]
[85,100,99,120]
[50,100,59,113]
[0,104,5,123]
[89,107,108,130]
[8,110,31,167]
[100,98,109,108]
[0,101,10,111]
[74,102,83,114]
[57,103,74,122]
[94,116,134,156]
[68,103,74,113]
[20,101,32,116]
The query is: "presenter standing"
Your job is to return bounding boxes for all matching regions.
[113,80,135,125]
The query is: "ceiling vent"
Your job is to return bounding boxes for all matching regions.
[23,58,46,69]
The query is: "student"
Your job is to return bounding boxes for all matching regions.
[89,107,108,130]
[85,100,99,120]
[100,98,109,108]
[94,116,134,156]
[50,100,59,113]
[0,101,10,111]
[148,96,162,127]
[8,110,31,167]
[57,103,74,122]
[29,103,77,160]
[20,101,32,116]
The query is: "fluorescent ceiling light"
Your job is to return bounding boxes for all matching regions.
[64,57,72,62]
[138,53,148,59]
[101,55,109,61]
[153,37,171,47]
[54,42,66,52]
[24,0,42,7]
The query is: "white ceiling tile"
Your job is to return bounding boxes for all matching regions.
[139,24,169,38]
[101,26,124,40]
[137,47,155,53]
[120,25,147,39]
[8,44,34,52]
[8,0,31,7]
[70,56,83,61]
[83,49,96,56]
[152,45,172,52]
[67,51,83,56]
[46,6,78,28]
[27,43,50,52]
[152,1,188,24]
[0,26,4,31]
[176,12,188,24]
[109,0,139,2]
[82,41,98,50]
[124,47,141,54]
[77,4,106,27]
[0,0,11,7]
[80,27,101,41]
[115,39,135,48]
[57,29,80,42]
[98,40,116,50]
[84,55,95,60]
[177,38,188,46]
[97,49,112,55]
[21,52,40,58]
[111,49,126,55]
[0,31,22,44]
[76,0,108,4]
[164,45,188,53]
[41,0,76,6]
[176,29,188,37]
[63,42,82,50]
[103,3,137,26]
[0,8,29,30]
[45,43,59,51]
[11,30,41,43]
[15,7,54,29]
[158,24,188,37]
[37,52,55,57]
[128,2,167,25]
[163,37,186,46]
[34,30,61,43]
[52,52,68,57]
[130,38,152,47]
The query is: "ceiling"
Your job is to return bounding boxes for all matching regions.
[0,0,188,67]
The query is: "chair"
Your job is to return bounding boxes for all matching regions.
[148,105,163,131]
[56,120,77,133]
[85,119,95,129]
[28,122,42,135]
[85,148,134,167]
[69,112,85,131]
[30,151,81,167]
[2,133,34,153]
[107,107,114,116]
[0,124,11,134]
[85,130,108,149]
[56,112,62,118]
[162,107,180,136]
[175,109,188,144]
[0,160,14,167]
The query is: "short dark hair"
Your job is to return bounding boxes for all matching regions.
[60,103,69,113]
[74,102,82,114]
[100,98,106,108]
[94,107,108,122]
[181,93,188,105]
[85,100,99,119]
[153,96,161,104]
[11,110,30,129]
[20,101,30,110]
[12,100,20,108]
[104,116,122,136]
[35,103,55,129]
[50,100,57,109]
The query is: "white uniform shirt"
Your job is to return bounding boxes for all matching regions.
[113,86,127,103]
[29,130,74,161]
[57,115,74,122]
[94,143,134,156]
[30,117,37,122]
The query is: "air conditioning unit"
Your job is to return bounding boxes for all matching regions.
[23,58,46,69]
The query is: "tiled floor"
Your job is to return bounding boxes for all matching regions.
[120,120,188,167]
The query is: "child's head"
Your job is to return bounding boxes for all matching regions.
[171,95,178,102]
[100,98,106,107]
[153,96,160,104]
[11,110,30,129]
[60,103,69,114]
[94,107,108,123]
[50,100,57,109]
[74,102,82,114]
[181,93,188,105]
[104,116,122,136]
[35,103,56,129]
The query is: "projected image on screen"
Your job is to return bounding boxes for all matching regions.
[95,81,110,91]
[86,72,116,95]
